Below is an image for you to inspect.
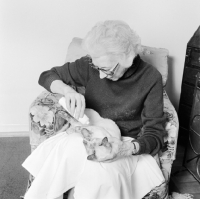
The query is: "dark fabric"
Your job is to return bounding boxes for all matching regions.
[39,55,166,155]
[132,136,157,155]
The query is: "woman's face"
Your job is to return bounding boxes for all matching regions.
[88,53,128,81]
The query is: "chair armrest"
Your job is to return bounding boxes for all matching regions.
[162,90,179,161]
[159,90,179,178]
[29,91,68,152]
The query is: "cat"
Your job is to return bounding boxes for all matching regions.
[63,108,121,161]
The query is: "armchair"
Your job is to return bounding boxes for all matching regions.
[26,38,179,199]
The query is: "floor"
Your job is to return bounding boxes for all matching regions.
[0,136,200,199]
[0,137,30,199]
[170,140,200,199]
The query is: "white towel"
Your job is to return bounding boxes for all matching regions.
[59,97,89,125]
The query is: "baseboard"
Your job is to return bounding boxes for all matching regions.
[0,124,29,137]
[0,132,29,137]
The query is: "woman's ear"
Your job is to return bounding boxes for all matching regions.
[118,52,136,68]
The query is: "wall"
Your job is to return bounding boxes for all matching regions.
[1,0,200,132]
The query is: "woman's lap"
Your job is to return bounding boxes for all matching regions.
[74,153,164,199]
[22,131,164,199]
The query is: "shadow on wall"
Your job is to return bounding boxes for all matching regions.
[165,56,179,111]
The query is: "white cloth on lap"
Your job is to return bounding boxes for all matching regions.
[22,131,164,199]
[74,138,164,199]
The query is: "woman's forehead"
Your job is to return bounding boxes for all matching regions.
[87,46,118,67]
[93,56,117,69]
[89,53,117,63]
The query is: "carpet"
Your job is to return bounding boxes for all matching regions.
[0,137,30,199]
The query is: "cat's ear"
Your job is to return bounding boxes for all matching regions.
[87,154,97,161]
[102,137,108,145]
[102,137,111,148]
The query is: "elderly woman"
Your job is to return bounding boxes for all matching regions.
[22,20,166,199]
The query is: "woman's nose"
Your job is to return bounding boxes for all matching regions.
[99,71,107,79]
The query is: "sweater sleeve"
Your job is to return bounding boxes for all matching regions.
[38,56,90,92]
[136,72,166,156]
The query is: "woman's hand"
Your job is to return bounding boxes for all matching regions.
[50,80,86,120]
[64,89,85,120]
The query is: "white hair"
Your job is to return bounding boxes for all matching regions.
[82,20,142,56]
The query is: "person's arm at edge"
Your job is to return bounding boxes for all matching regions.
[38,57,89,93]
[50,80,76,96]
[38,58,89,118]
[133,72,166,156]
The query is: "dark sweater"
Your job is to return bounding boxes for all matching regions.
[39,55,166,156]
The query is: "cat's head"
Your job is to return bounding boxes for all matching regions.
[83,136,112,161]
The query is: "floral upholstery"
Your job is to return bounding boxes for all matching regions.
[29,91,66,151]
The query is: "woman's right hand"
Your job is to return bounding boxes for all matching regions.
[50,80,85,119]
[64,88,85,120]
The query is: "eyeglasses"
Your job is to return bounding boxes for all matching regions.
[91,63,119,76]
